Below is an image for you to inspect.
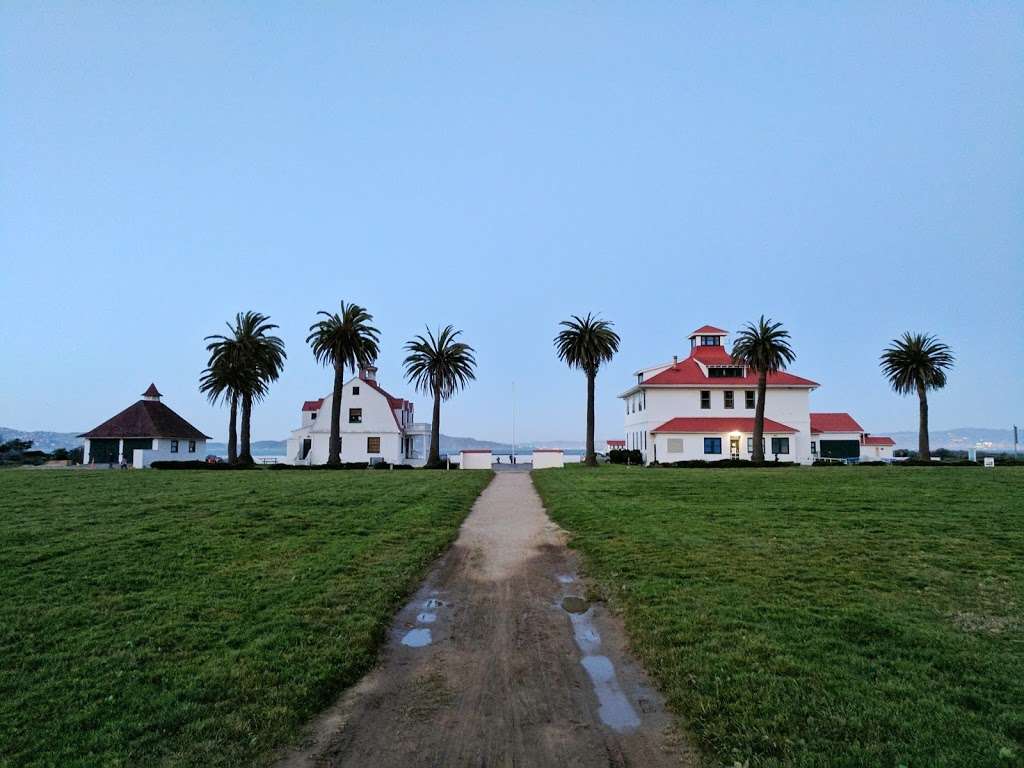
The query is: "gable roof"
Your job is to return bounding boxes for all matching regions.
[302,398,324,412]
[651,417,798,434]
[79,399,210,440]
[689,325,729,337]
[810,412,864,434]
[862,435,895,446]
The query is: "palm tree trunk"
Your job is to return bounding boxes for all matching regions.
[227,392,238,464]
[427,384,441,468]
[752,371,767,463]
[584,371,597,467]
[328,362,343,465]
[238,392,253,465]
[917,382,930,460]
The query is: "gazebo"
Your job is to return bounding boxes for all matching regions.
[79,384,210,467]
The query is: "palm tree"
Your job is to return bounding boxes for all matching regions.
[880,332,954,460]
[307,302,380,465]
[403,326,476,468]
[731,316,796,463]
[202,312,286,465]
[199,350,243,464]
[554,314,620,467]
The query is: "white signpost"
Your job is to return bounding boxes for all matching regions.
[984,457,995,468]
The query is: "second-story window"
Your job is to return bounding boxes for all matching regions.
[352,386,360,395]
[349,408,362,424]
[724,390,734,409]
[310,412,317,420]
[700,390,711,409]
[745,390,755,409]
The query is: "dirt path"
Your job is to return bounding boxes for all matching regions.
[276,471,695,768]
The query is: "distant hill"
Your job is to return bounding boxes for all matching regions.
[881,428,1018,451]
[0,428,84,453]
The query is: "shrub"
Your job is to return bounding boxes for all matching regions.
[608,449,644,465]
[151,460,248,470]
[653,459,796,469]
[266,462,370,471]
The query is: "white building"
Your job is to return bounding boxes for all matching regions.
[810,412,895,462]
[287,365,431,465]
[620,325,819,464]
[79,384,210,467]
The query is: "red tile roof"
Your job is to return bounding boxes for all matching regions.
[606,439,625,446]
[862,435,895,446]
[810,412,864,434]
[301,398,324,412]
[651,417,797,434]
[689,325,729,337]
[644,356,818,388]
[79,399,210,440]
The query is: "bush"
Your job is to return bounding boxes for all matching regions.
[151,460,248,470]
[266,462,370,471]
[653,459,796,468]
[608,449,644,465]
[896,459,978,467]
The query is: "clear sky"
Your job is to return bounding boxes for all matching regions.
[2,3,1021,443]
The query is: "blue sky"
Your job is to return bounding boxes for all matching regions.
[2,3,1021,443]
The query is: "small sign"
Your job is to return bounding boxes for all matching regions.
[984,457,995,468]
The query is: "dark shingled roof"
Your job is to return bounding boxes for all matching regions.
[142,383,162,398]
[79,399,211,440]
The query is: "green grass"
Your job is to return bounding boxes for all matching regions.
[533,466,1024,768]
[0,469,491,768]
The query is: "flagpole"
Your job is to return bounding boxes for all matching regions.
[512,380,516,463]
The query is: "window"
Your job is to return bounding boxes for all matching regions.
[349,408,362,424]
[745,390,755,409]
[352,386,360,395]
[724,390,734,409]
[811,441,817,455]
[703,437,722,454]
[771,437,790,455]
[188,440,196,453]
[747,437,765,453]
[700,390,711,409]
[701,335,720,346]
[709,367,744,377]
[170,440,179,453]
[667,438,684,453]
[310,412,317,420]
[367,436,380,454]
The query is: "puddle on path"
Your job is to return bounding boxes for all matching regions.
[580,655,642,732]
[565,600,642,734]
[416,612,437,623]
[561,596,589,614]
[400,628,432,648]
[556,574,575,584]
[424,598,443,609]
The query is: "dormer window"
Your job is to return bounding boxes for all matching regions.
[701,335,720,346]
[310,412,317,420]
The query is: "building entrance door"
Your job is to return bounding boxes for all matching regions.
[729,435,740,459]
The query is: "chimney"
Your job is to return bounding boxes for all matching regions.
[672,355,678,368]
[359,365,378,382]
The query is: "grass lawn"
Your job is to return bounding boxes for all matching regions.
[0,469,491,768]
[533,466,1024,768]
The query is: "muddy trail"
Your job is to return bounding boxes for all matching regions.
[276,471,695,768]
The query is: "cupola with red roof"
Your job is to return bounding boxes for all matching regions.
[688,325,729,350]
[141,383,162,401]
